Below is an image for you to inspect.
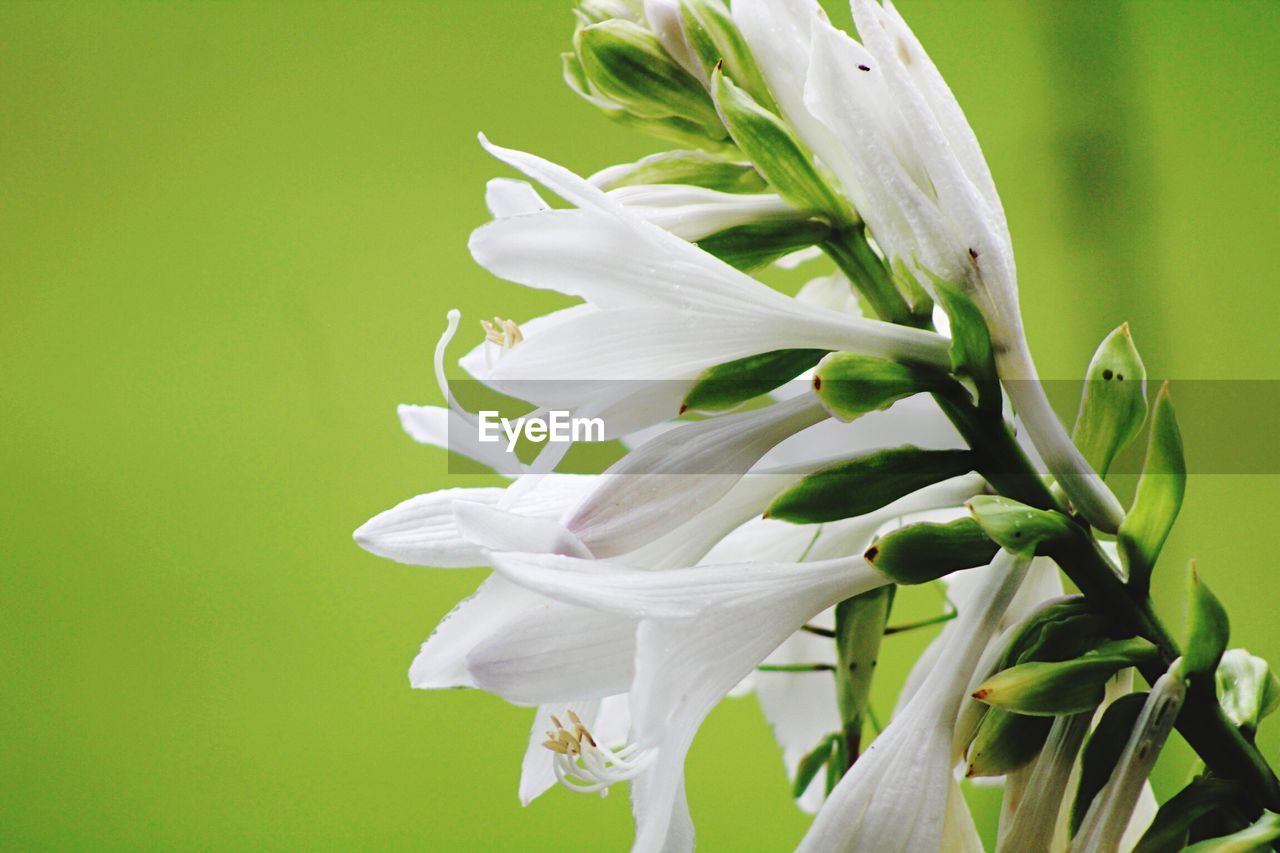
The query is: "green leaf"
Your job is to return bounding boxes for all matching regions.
[1183,811,1280,852]
[576,20,725,137]
[972,638,1160,716]
[710,66,847,217]
[1185,561,1230,682]
[1216,649,1280,733]
[695,218,831,272]
[766,447,975,525]
[1132,777,1247,853]
[1071,692,1150,836]
[1071,323,1148,477]
[966,495,1079,557]
[812,353,945,422]
[677,0,776,112]
[792,734,838,799]
[1118,382,1186,595]
[681,348,827,413]
[594,150,768,193]
[931,279,1000,414]
[864,517,998,585]
[965,708,1053,777]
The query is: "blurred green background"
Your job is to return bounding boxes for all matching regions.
[3,0,1277,849]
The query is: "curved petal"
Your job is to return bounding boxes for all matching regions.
[353,488,503,567]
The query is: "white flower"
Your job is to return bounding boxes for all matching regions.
[737,0,1123,531]
[489,479,982,852]
[797,550,1031,853]
[464,136,950,431]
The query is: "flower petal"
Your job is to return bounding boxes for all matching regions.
[409,575,541,689]
[353,488,502,567]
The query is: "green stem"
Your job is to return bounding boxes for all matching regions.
[821,226,926,328]
[942,388,1280,808]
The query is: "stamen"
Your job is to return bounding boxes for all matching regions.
[480,316,524,350]
[541,709,651,797]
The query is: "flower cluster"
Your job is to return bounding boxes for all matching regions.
[356,1,1280,850]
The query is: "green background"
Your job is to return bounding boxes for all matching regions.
[3,0,1277,849]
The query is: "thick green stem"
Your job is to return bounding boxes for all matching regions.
[832,586,895,772]
[822,226,927,328]
[940,387,1280,808]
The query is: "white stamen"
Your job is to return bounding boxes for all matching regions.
[433,309,468,419]
[541,709,651,797]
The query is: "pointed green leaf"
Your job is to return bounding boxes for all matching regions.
[576,20,725,137]
[1071,692,1149,836]
[812,353,946,422]
[766,447,974,525]
[710,66,847,217]
[792,734,838,799]
[1216,649,1280,733]
[681,348,828,413]
[972,638,1160,716]
[1119,382,1185,595]
[594,150,768,193]
[932,279,1001,414]
[1185,562,1230,682]
[864,517,997,585]
[1071,323,1148,477]
[966,495,1079,557]
[965,708,1053,777]
[1132,777,1247,853]
[695,217,831,271]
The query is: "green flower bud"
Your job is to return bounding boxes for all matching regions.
[966,495,1078,557]
[710,66,847,218]
[972,638,1160,716]
[575,20,725,139]
[1185,561,1230,683]
[680,348,827,414]
[575,0,644,25]
[695,217,832,272]
[863,517,997,585]
[1216,649,1280,733]
[765,446,975,525]
[677,0,775,110]
[594,150,767,193]
[1071,323,1148,477]
[1118,382,1186,595]
[965,708,1052,777]
[812,353,946,422]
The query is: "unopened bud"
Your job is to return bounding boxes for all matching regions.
[1216,649,1280,734]
[1071,323,1148,477]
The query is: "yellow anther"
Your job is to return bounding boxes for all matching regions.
[480,316,523,349]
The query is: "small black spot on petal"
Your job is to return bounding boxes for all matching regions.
[857,64,871,72]
[968,247,979,260]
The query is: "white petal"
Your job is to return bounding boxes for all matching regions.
[468,605,635,704]
[353,488,502,567]
[563,394,829,557]
[485,177,550,218]
[397,405,526,476]
[452,499,591,558]
[409,575,541,689]
[607,185,798,241]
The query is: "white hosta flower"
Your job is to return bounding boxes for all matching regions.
[738,0,1122,530]
[798,550,1031,853]
[490,480,981,852]
[466,136,949,426]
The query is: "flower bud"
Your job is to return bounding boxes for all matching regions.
[695,217,832,272]
[966,495,1078,557]
[863,517,996,585]
[676,0,774,108]
[1071,323,1148,477]
[971,638,1160,716]
[591,150,766,193]
[811,353,945,422]
[766,446,974,525]
[1216,649,1280,734]
[681,348,826,413]
[575,19,725,139]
